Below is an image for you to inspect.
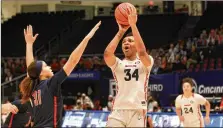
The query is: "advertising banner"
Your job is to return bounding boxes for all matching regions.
[181,70,223,95]
[62,111,223,127]
[149,73,179,106]
[68,71,100,80]
[62,111,110,127]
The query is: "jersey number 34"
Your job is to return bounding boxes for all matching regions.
[124,69,139,81]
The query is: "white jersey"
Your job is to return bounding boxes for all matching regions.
[110,56,154,110]
[175,93,206,127]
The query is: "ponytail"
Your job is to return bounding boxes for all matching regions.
[19,61,42,103]
[19,77,33,104]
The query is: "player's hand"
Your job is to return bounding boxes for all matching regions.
[117,23,129,33]
[24,25,39,44]
[204,116,210,125]
[4,103,18,114]
[85,21,101,40]
[179,116,184,122]
[127,5,137,27]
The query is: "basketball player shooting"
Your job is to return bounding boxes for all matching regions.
[175,78,211,127]
[104,5,154,127]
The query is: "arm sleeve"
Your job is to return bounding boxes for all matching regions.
[196,94,207,105]
[47,69,68,94]
[109,57,121,72]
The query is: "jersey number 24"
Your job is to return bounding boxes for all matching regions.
[184,107,193,114]
[124,69,139,81]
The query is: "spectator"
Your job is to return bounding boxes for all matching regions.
[77,58,85,71]
[160,56,167,71]
[207,29,217,46]
[92,56,101,70]
[59,57,67,67]
[11,63,16,76]
[84,58,93,70]
[217,31,223,45]
[151,59,161,74]
[220,96,223,111]
[107,95,113,111]
[20,59,26,73]
[179,45,187,58]
[148,96,158,112]
[200,30,208,46]
[168,43,176,63]
[83,102,93,110]
[186,38,193,50]
[73,99,83,110]
[186,46,198,68]
[14,60,23,77]
[50,58,60,72]
[80,93,94,109]
[93,100,102,110]
[5,71,13,82]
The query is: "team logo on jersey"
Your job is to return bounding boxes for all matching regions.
[135,61,140,64]
[141,101,146,106]
[190,100,194,104]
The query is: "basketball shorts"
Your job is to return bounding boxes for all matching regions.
[106,109,147,127]
[183,118,204,127]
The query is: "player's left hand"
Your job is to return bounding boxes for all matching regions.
[24,25,39,44]
[204,116,210,125]
[127,5,137,27]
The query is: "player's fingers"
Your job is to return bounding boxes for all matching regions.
[27,25,30,34]
[95,21,101,28]
[26,26,29,34]
[10,105,17,114]
[13,105,18,113]
[34,34,39,39]
[127,6,132,15]
[130,5,134,14]
[30,25,33,34]
[24,29,26,36]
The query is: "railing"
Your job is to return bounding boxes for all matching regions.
[1,73,27,102]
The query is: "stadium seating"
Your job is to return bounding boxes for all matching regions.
[2,10,85,57]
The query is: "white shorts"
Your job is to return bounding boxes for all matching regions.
[106,109,147,127]
[183,118,204,127]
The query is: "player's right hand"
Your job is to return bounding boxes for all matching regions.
[179,116,184,122]
[5,103,18,114]
[85,21,101,40]
[24,25,39,44]
[117,23,129,33]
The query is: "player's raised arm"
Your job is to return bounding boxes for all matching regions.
[24,25,39,67]
[127,7,153,68]
[63,21,101,76]
[104,23,129,67]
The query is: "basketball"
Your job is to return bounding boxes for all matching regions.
[115,3,137,26]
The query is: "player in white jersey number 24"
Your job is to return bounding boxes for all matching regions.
[104,6,154,127]
[175,78,211,127]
